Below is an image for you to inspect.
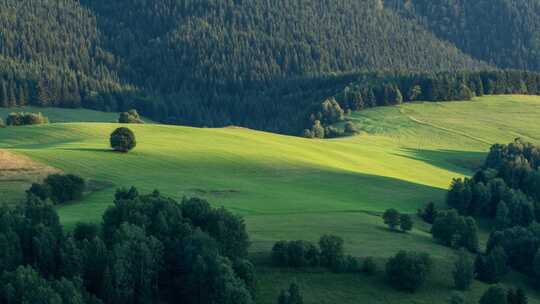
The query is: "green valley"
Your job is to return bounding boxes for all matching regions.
[1,95,540,303]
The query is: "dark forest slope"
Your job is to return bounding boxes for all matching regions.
[385,0,540,71]
[3,0,540,134]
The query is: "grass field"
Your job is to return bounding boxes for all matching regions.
[1,95,540,303]
[0,106,123,123]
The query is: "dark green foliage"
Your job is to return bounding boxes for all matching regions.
[118,110,144,124]
[418,202,438,224]
[453,249,474,290]
[383,208,401,230]
[479,285,508,304]
[0,187,254,304]
[387,0,540,72]
[0,266,89,304]
[27,183,51,201]
[6,1,540,136]
[180,197,250,260]
[27,174,87,205]
[72,223,99,242]
[447,139,540,229]
[271,240,320,268]
[474,246,509,284]
[233,259,257,298]
[385,251,432,292]
[431,209,479,252]
[400,214,414,232]
[362,257,377,275]
[40,174,86,204]
[109,224,163,303]
[507,288,528,304]
[272,235,359,273]
[277,283,303,304]
[110,127,136,153]
[5,112,48,126]
[486,226,538,273]
[319,235,345,269]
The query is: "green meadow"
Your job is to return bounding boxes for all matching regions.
[1,95,540,303]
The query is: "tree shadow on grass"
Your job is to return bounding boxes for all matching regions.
[395,148,486,176]
[58,147,113,153]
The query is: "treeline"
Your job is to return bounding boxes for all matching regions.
[442,139,540,287]
[0,0,485,135]
[271,235,365,273]
[0,188,255,304]
[305,70,540,137]
[3,0,540,137]
[4,112,48,126]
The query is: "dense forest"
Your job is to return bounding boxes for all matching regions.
[385,0,540,71]
[444,139,540,287]
[2,0,540,135]
[0,188,255,304]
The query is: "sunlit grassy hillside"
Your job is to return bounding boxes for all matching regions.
[1,95,540,303]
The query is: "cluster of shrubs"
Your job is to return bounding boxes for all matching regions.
[385,250,432,292]
[271,235,376,275]
[417,202,438,224]
[27,173,86,204]
[5,112,49,126]
[431,209,479,253]
[0,188,255,304]
[302,98,359,139]
[382,208,414,232]
[118,109,144,124]
[478,285,528,304]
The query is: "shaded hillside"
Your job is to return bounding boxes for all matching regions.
[0,0,487,133]
[386,0,540,71]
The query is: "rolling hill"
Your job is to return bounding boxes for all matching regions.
[1,95,540,303]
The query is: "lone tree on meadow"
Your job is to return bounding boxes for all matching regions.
[110,127,136,152]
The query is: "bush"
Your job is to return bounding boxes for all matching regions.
[44,174,86,204]
[479,285,507,304]
[271,240,320,268]
[431,209,479,252]
[110,127,136,152]
[319,235,344,269]
[26,183,50,200]
[418,202,438,224]
[385,251,432,292]
[0,118,5,128]
[27,174,86,204]
[400,214,414,232]
[5,112,48,126]
[118,109,144,124]
[383,209,401,230]
[362,257,377,275]
[453,249,474,290]
[474,246,508,284]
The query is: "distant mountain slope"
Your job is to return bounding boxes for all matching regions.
[80,0,485,93]
[3,0,540,134]
[385,0,540,71]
